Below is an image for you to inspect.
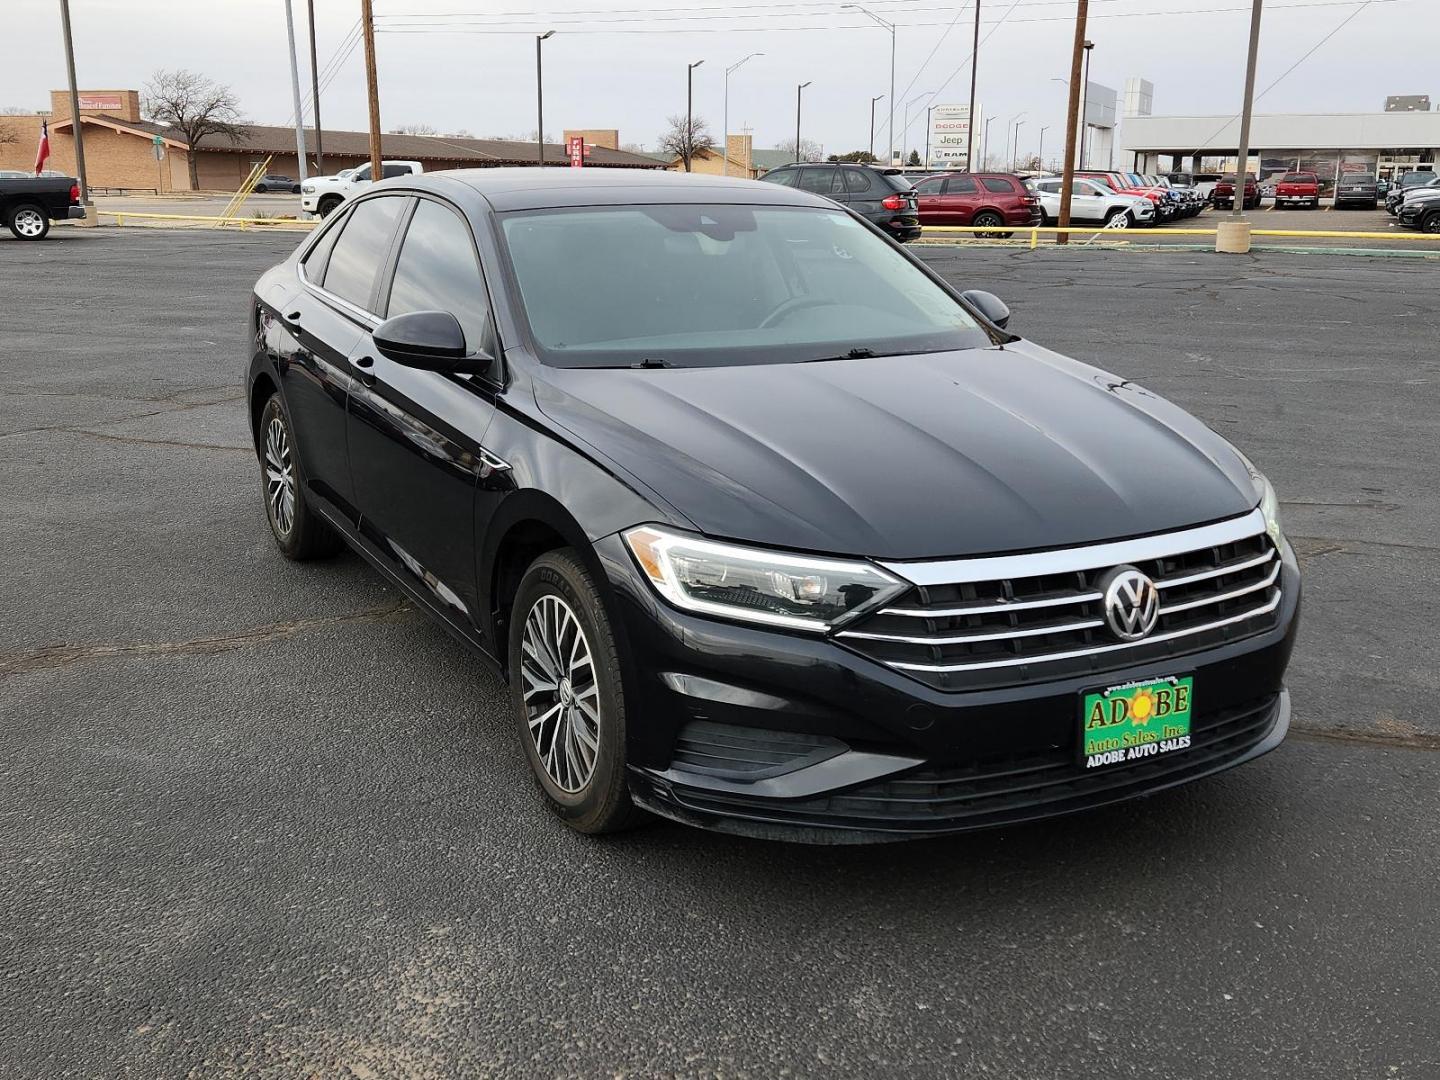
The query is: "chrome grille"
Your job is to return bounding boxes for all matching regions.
[839,509,1282,691]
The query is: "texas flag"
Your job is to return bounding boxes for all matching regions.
[34,119,50,175]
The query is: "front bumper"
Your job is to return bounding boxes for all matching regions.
[1398,204,1434,227]
[300,193,320,212]
[597,533,1301,843]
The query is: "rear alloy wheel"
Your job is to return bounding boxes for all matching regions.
[509,550,642,835]
[972,210,1011,239]
[8,204,49,241]
[257,394,342,560]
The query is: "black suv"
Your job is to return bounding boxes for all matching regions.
[1333,173,1378,209]
[758,163,921,242]
[247,168,1297,843]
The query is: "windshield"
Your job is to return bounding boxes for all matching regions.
[498,203,991,368]
[1401,172,1436,187]
[1342,174,1375,183]
[1281,173,1313,182]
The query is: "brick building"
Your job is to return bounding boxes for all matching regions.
[0,89,663,191]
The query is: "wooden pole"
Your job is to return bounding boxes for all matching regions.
[360,0,382,180]
[1056,0,1088,245]
[965,0,980,170]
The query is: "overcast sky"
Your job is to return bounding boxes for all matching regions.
[3,0,1428,162]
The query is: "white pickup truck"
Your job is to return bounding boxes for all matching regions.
[300,160,425,218]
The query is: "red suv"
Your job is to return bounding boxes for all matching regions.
[913,172,1041,236]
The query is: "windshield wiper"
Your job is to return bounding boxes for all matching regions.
[800,348,877,363]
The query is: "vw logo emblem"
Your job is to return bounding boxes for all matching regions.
[1100,566,1160,641]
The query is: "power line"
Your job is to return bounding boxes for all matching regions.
[372,0,1405,34]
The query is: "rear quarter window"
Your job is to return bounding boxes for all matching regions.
[981,177,1016,193]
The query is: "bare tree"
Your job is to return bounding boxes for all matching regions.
[658,114,716,170]
[621,141,647,154]
[390,123,438,135]
[775,136,822,163]
[2,106,37,115]
[141,69,245,189]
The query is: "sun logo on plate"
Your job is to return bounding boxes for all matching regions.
[1130,688,1156,725]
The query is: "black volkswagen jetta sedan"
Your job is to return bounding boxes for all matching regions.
[247,168,1298,842]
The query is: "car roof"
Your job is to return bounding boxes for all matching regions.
[424,166,828,212]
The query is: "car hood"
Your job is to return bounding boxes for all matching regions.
[532,342,1256,560]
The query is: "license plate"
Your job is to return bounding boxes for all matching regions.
[1080,676,1193,770]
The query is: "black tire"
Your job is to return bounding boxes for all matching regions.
[508,549,643,836]
[317,195,342,218]
[291,184,302,194]
[256,394,343,560]
[7,202,50,241]
[1421,211,1440,235]
[254,184,268,193]
[972,210,1010,239]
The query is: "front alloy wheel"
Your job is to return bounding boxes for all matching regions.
[257,393,341,560]
[509,550,641,834]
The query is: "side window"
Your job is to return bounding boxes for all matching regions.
[761,168,798,187]
[913,177,943,194]
[1072,181,1097,196]
[946,176,978,194]
[843,169,874,194]
[1035,180,1060,194]
[797,167,838,195]
[385,199,491,354]
[382,164,414,179]
[981,176,1015,193]
[352,163,372,182]
[302,208,349,286]
[320,196,405,311]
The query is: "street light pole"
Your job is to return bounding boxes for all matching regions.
[283,0,309,181]
[57,0,91,210]
[869,94,884,161]
[1232,0,1264,218]
[536,30,554,168]
[795,81,812,163]
[723,53,762,177]
[306,0,324,173]
[982,116,995,169]
[846,6,895,165]
[925,105,933,169]
[685,59,704,172]
[1037,125,1049,172]
[1079,40,1094,168]
[1012,119,1026,171]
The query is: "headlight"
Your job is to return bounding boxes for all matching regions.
[302,183,315,193]
[1237,452,1284,546]
[624,526,907,632]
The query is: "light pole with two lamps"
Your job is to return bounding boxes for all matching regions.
[868,94,885,161]
[845,5,895,164]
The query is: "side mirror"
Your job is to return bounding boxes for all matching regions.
[961,289,1011,330]
[373,311,490,373]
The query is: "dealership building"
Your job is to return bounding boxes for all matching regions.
[0,89,663,191]
[1119,80,1440,191]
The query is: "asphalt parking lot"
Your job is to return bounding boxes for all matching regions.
[2,229,1437,1079]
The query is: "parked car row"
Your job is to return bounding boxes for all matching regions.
[1394,172,1440,232]
[1387,170,1438,217]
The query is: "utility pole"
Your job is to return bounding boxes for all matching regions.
[283,0,309,181]
[1079,40,1094,169]
[360,0,382,181]
[306,0,324,173]
[685,59,704,172]
[58,0,91,213]
[723,53,762,177]
[1232,0,1264,218]
[966,0,981,171]
[536,31,555,168]
[869,94,884,161]
[1057,0,1088,245]
[795,81,812,163]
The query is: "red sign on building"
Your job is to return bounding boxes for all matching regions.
[567,136,586,168]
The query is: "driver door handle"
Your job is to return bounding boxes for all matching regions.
[352,354,376,386]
